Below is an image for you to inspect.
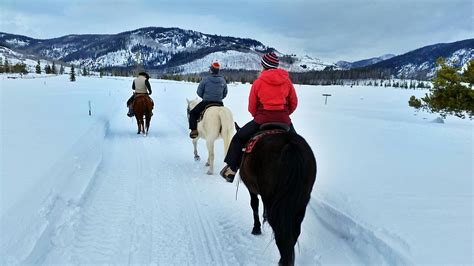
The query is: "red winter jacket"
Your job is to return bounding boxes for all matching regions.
[248,69,298,124]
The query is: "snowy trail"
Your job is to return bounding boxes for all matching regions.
[12,83,413,265]
[29,105,273,264]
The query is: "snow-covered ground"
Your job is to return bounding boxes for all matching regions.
[1,75,472,265]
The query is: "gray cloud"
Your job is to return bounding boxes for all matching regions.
[1,0,472,63]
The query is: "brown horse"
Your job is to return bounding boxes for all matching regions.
[239,132,317,266]
[133,95,153,136]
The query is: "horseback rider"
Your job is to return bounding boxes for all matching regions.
[127,72,152,117]
[220,52,298,182]
[188,61,228,138]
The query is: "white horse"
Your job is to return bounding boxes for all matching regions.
[186,98,235,175]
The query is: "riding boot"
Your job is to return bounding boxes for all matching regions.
[127,105,134,117]
[189,129,198,139]
[220,165,236,183]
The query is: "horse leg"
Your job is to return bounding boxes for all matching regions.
[145,114,151,135]
[250,192,262,235]
[193,138,200,161]
[136,117,141,134]
[205,139,215,175]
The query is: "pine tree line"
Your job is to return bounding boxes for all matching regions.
[35,60,66,75]
[157,69,431,89]
[0,57,28,74]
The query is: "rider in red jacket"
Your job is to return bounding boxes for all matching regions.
[249,67,297,124]
[220,52,298,182]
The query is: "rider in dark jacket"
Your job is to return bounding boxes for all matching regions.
[188,62,228,138]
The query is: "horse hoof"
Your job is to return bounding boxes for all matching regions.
[137,132,140,134]
[206,170,213,175]
[251,227,262,235]
[205,162,210,167]
[194,156,200,161]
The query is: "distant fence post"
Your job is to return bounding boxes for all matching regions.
[88,100,92,116]
[322,94,332,105]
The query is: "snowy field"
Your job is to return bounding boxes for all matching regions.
[1,75,472,265]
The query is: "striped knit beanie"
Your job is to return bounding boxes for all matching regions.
[261,52,279,69]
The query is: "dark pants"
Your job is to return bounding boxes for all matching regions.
[188,101,223,130]
[224,120,296,171]
[127,95,135,107]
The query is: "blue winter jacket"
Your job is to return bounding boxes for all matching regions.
[197,74,228,102]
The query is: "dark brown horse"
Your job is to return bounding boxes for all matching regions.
[239,132,317,266]
[133,95,153,136]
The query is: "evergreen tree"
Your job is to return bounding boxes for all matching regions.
[35,60,41,74]
[70,65,76,82]
[409,58,474,119]
[82,67,89,76]
[44,64,52,74]
[99,68,104,78]
[463,60,474,87]
[51,61,57,74]
[12,63,28,75]
[59,64,65,75]
[0,57,4,73]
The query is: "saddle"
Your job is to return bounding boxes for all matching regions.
[244,123,290,154]
[198,103,223,121]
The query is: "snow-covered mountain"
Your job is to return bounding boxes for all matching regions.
[336,54,396,69]
[0,45,39,72]
[367,39,474,79]
[0,45,72,74]
[0,28,331,74]
[2,29,471,78]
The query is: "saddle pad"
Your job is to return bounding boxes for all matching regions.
[244,129,286,153]
[198,103,223,121]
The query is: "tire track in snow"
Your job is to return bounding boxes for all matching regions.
[144,110,235,265]
[36,113,157,264]
[60,137,144,264]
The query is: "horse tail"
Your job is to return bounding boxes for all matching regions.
[268,134,316,264]
[218,108,235,155]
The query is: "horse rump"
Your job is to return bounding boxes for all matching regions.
[240,132,316,266]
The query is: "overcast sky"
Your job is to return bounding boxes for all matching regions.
[0,0,472,62]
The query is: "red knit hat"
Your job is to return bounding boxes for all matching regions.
[261,52,279,69]
[210,61,220,74]
[211,62,220,69]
